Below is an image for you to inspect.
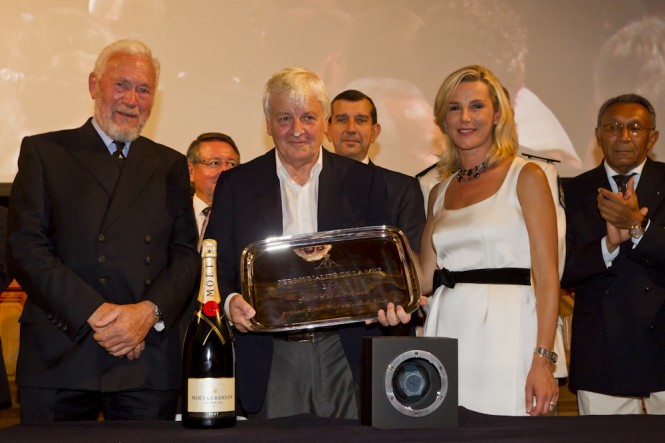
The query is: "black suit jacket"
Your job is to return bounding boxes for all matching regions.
[7,119,199,392]
[369,161,425,253]
[205,148,391,413]
[561,158,665,396]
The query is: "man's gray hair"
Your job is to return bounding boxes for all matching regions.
[263,67,330,119]
[93,39,160,84]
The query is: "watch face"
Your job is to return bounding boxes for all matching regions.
[629,226,645,238]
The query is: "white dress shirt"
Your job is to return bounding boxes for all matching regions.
[224,148,324,318]
[192,194,210,235]
[275,147,323,235]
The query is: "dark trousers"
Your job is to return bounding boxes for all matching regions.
[19,386,179,423]
[251,333,359,419]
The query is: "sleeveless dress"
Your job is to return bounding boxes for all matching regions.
[423,157,537,416]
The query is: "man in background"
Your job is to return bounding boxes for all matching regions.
[180,132,240,343]
[562,94,665,414]
[326,89,425,252]
[186,132,240,241]
[7,39,199,422]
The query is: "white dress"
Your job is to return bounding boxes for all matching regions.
[424,157,537,416]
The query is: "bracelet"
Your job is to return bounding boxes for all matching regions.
[534,347,558,364]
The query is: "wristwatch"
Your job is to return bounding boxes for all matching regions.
[152,303,165,332]
[534,347,558,364]
[629,216,649,239]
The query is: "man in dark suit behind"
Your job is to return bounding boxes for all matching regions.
[7,39,199,422]
[326,89,425,253]
[204,67,413,419]
[561,94,665,414]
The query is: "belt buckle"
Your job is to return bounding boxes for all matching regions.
[287,331,316,342]
[274,331,316,342]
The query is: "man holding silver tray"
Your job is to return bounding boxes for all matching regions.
[205,67,415,420]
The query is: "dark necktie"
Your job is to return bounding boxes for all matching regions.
[197,206,212,251]
[112,141,126,159]
[612,173,636,194]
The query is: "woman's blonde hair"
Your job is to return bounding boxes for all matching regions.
[432,65,517,178]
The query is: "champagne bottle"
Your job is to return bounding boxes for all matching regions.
[182,239,236,428]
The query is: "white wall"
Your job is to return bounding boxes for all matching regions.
[1,0,663,183]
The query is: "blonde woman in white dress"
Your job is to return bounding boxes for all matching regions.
[418,65,559,416]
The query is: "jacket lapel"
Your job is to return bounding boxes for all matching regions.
[66,119,120,196]
[317,149,342,231]
[636,158,665,214]
[254,150,283,237]
[102,137,158,229]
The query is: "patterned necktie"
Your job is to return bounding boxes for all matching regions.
[612,173,636,194]
[197,206,212,252]
[112,141,126,159]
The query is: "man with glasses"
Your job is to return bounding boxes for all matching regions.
[562,94,665,414]
[180,133,240,344]
[186,132,240,239]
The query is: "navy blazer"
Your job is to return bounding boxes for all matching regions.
[8,119,199,392]
[561,158,665,396]
[205,148,391,413]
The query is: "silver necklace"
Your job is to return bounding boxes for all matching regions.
[456,161,488,183]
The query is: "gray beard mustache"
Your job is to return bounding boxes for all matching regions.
[105,122,143,142]
[95,105,149,143]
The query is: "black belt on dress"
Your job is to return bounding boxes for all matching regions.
[433,267,531,290]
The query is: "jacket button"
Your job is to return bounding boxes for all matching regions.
[650,324,656,331]
[644,286,652,292]
[99,278,107,286]
[145,279,152,287]
[98,234,105,242]
[145,256,152,265]
[144,235,152,243]
[98,255,106,264]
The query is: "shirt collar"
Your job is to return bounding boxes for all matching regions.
[91,117,132,156]
[275,146,324,185]
[603,159,646,179]
[603,158,646,190]
[192,194,209,216]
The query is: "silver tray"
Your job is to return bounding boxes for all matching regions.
[240,226,421,332]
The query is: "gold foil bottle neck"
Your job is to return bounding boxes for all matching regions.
[201,239,217,257]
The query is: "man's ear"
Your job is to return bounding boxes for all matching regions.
[647,129,660,150]
[88,73,98,99]
[265,118,272,136]
[371,123,382,144]
[325,120,334,142]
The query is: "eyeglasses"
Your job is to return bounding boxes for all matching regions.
[600,121,654,137]
[194,158,238,169]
